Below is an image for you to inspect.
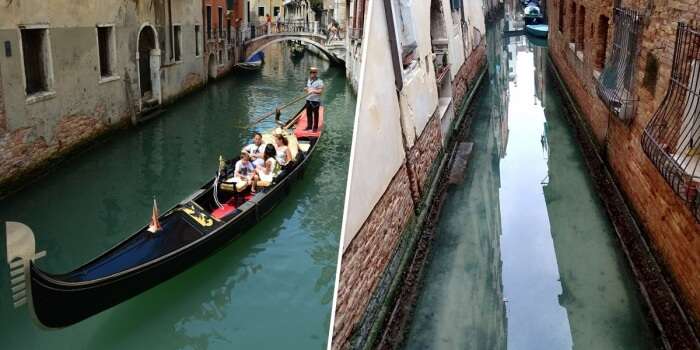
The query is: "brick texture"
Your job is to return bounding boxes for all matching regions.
[332,164,416,350]
[453,42,487,112]
[408,112,443,195]
[0,115,108,194]
[549,0,700,331]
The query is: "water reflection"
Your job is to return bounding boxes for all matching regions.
[403,12,654,350]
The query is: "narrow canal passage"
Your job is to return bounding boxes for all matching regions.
[0,44,355,349]
[402,30,656,350]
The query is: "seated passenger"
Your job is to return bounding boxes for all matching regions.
[255,144,279,187]
[274,134,293,167]
[243,132,266,168]
[234,151,256,193]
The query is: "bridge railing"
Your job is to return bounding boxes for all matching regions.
[242,20,322,42]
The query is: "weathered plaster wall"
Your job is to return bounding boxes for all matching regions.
[548,0,700,330]
[0,0,205,194]
[341,0,406,249]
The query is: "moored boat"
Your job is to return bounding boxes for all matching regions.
[235,51,265,71]
[525,24,549,38]
[6,106,325,328]
[523,5,544,25]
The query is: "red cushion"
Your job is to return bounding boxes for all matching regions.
[294,106,324,138]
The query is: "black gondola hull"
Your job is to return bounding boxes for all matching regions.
[26,132,320,328]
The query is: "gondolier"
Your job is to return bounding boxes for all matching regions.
[304,67,324,131]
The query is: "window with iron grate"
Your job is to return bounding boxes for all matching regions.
[594,7,642,120]
[642,23,700,221]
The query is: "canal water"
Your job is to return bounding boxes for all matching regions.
[0,44,354,349]
[402,25,656,350]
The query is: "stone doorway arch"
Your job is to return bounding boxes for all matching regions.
[137,25,161,106]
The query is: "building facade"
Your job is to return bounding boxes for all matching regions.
[0,0,207,194]
[203,0,241,78]
[330,0,487,347]
[548,0,700,335]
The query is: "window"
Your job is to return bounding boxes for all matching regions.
[273,7,280,16]
[558,0,565,32]
[595,7,642,120]
[594,15,609,69]
[206,6,212,39]
[97,25,116,78]
[195,24,201,56]
[227,19,231,42]
[20,27,53,96]
[218,7,223,38]
[391,0,418,69]
[258,7,265,17]
[576,5,585,50]
[642,23,700,221]
[173,25,182,61]
[568,2,576,43]
[218,50,222,65]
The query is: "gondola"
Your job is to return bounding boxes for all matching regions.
[5,106,325,329]
[235,51,264,71]
[523,4,544,25]
[525,24,549,39]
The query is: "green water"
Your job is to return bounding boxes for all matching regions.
[0,45,354,349]
[403,33,655,350]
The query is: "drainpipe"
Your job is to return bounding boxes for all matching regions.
[382,0,402,91]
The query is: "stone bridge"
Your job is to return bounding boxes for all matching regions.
[243,32,346,64]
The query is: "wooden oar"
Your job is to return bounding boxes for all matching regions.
[236,93,309,128]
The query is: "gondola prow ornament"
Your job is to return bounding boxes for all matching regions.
[147,197,162,233]
[6,222,45,316]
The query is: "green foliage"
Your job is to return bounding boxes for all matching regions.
[309,0,323,12]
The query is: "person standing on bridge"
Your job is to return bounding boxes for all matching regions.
[304,67,324,132]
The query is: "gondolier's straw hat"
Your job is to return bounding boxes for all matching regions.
[310,67,319,72]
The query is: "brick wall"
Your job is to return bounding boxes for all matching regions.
[0,115,110,195]
[453,42,487,112]
[549,0,700,331]
[332,164,416,350]
[408,111,443,194]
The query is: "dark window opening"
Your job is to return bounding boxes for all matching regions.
[218,7,223,37]
[195,25,201,56]
[594,15,609,69]
[218,50,222,64]
[568,2,576,42]
[21,28,51,95]
[258,7,265,17]
[206,6,212,39]
[576,5,585,50]
[273,6,280,16]
[558,0,565,32]
[97,26,114,78]
[173,25,182,61]
[227,19,231,42]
